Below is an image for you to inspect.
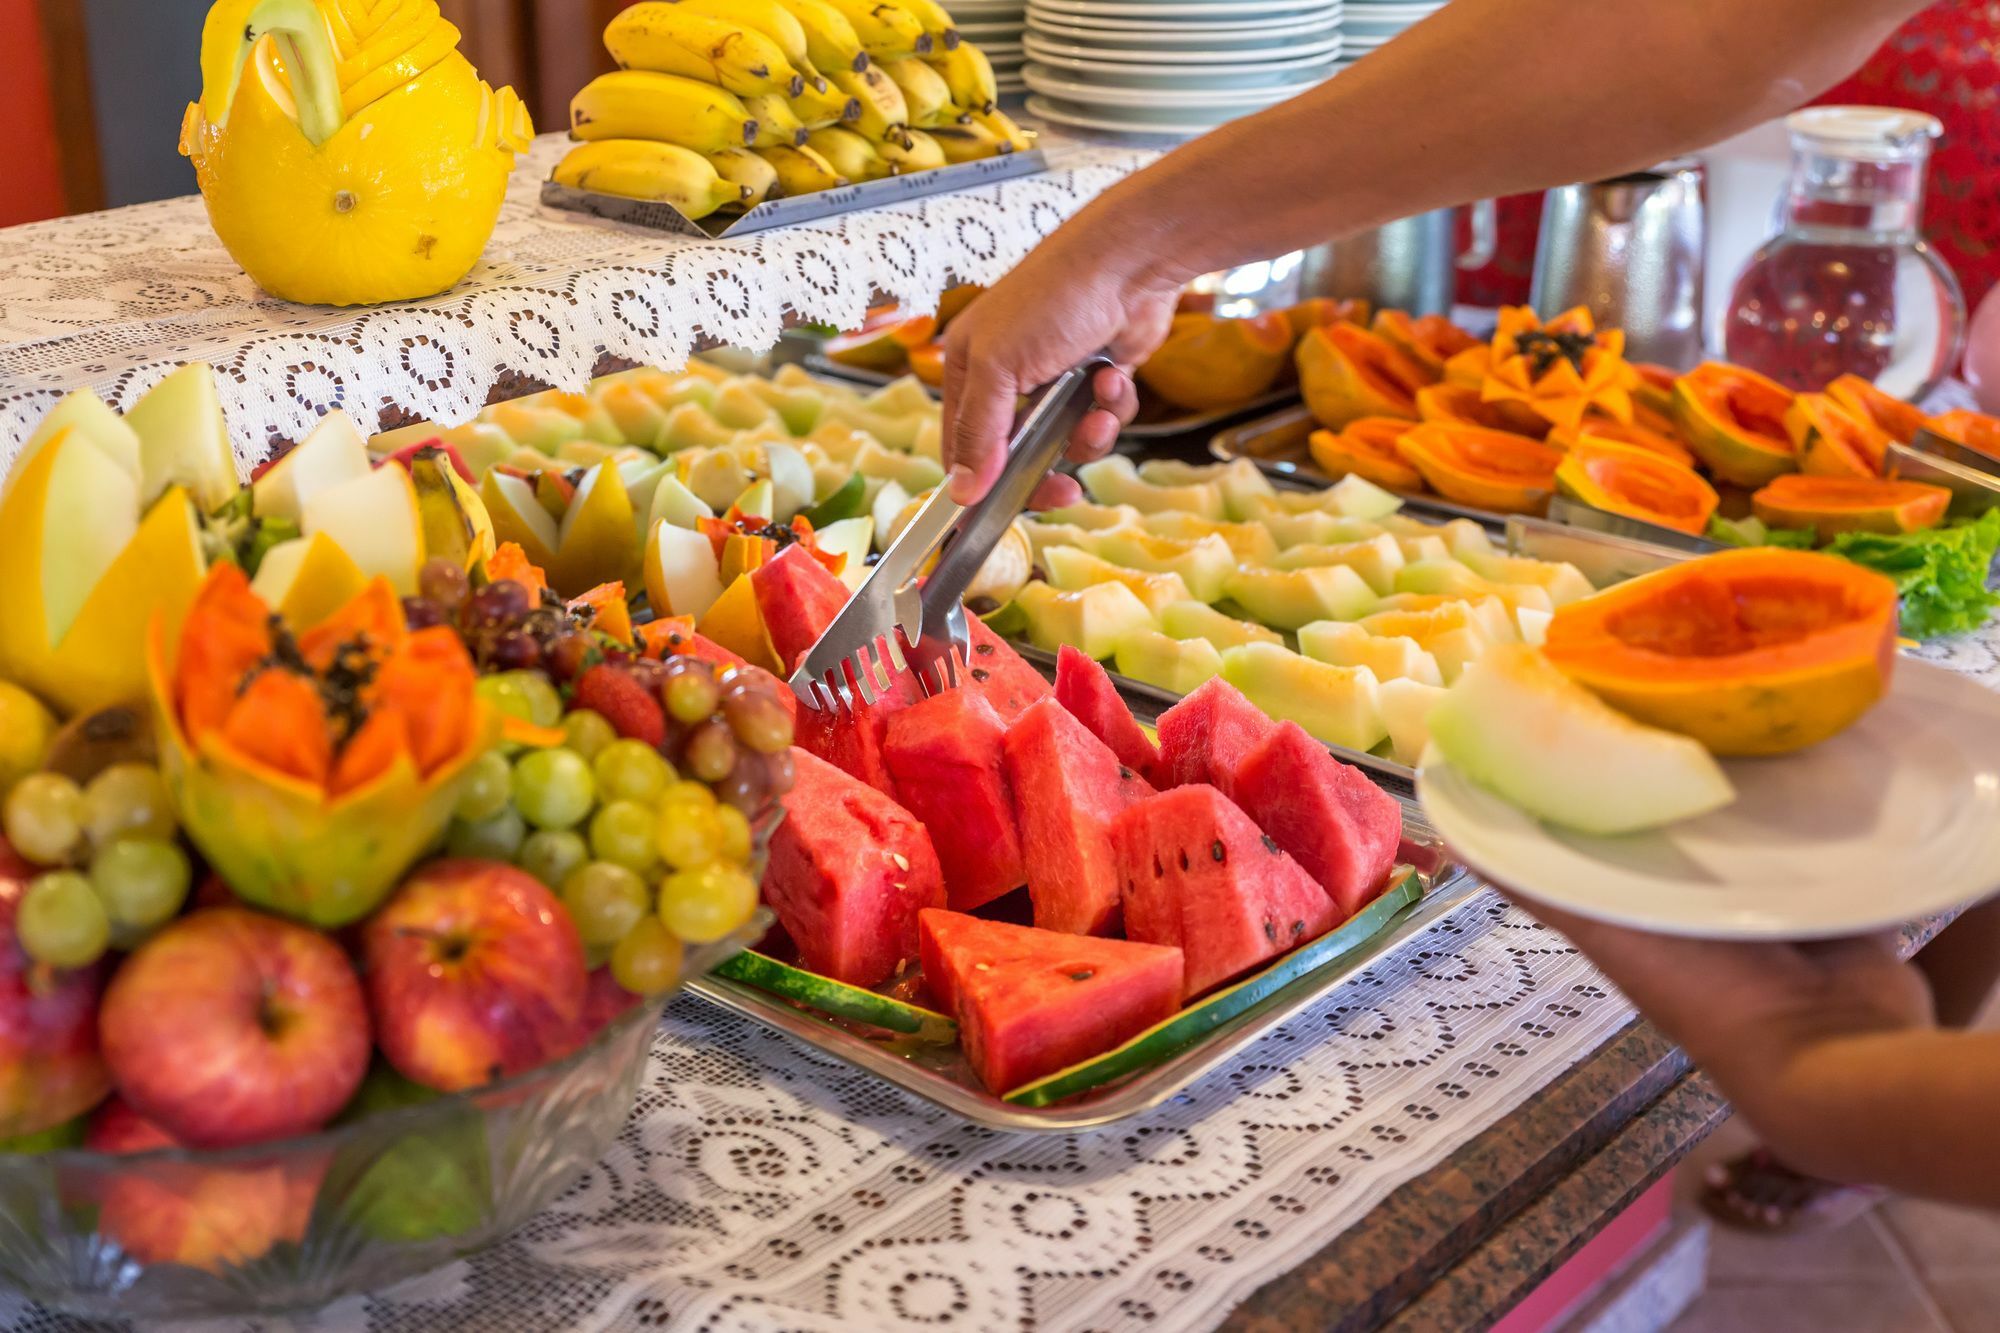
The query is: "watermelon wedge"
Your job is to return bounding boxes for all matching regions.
[1155,677,1276,794]
[1000,698,1155,936]
[918,909,1184,1094]
[883,690,1026,909]
[751,544,853,673]
[1110,784,1339,998]
[794,667,921,797]
[1053,644,1161,782]
[1228,721,1403,919]
[763,749,945,986]
[964,615,1054,722]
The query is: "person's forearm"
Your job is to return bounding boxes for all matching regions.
[1080,0,1928,292]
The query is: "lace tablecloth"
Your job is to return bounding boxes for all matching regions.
[0,133,1152,478]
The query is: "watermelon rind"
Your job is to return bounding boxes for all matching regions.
[1000,867,1423,1106]
[715,951,959,1045]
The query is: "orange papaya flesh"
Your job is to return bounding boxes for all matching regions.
[1926,408,2000,463]
[1372,309,1481,377]
[1283,297,1370,339]
[1308,419,1423,492]
[1137,311,1295,412]
[1751,473,1952,538]
[906,341,945,387]
[1296,322,1435,429]
[1631,362,1678,417]
[1826,374,1926,444]
[1548,415,1696,468]
[1786,392,1887,477]
[1542,548,1897,755]
[1555,440,1718,535]
[824,316,937,373]
[569,581,634,646]
[486,542,550,600]
[1415,381,1550,438]
[1394,422,1563,514]
[1671,362,1798,487]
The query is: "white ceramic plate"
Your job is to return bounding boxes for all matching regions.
[1018,48,1340,86]
[1027,15,1338,45]
[1417,658,2000,940]
[957,20,1026,36]
[1027,8,1337,34]
[947,0,1027,14]
[1023,29,1341,61]
[1024,92,1232,136]
[1032,0,1336,17]
[1022,61,1322,104]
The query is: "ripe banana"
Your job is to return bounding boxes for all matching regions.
[878,57,956,129]
[707,145,783,206]
[571,70,760,154]
[828,64,911,146]
[928,120,1008,163]
[552,140,752,220]
[806,126,894,182]
[754,143,850,193]
[925,42,995,113]
[743,92,811,146]
[877,127,946,173]
[605,3,806,98]
[890,0,962,50]
[818,0,930,60]
[408,446,495,571]
[972,106,1034,151]
[771,0,869,73]
[790,79,860,127]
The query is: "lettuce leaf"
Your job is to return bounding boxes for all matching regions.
[1828,510,2000,640]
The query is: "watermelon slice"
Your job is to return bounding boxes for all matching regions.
[763,749,945,987]
[1000,698,1155,936]
[964,615,1053,722]
[751,544,853,673]
[883,690,1026,909]
[918,908,1183,1093]
[1052,644,1161,782]
[1154,676,1275,794]
[1110,784,1339,998]
[1228,721,1403,919]
[794,664,921,797]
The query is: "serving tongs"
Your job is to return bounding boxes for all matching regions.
[790,356,1112,715]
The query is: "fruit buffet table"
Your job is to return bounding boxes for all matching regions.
[3,132,1998,1333]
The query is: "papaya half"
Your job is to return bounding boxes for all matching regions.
[1297,322,1435,429]
[1284,297,1370,339]
[1786,392,1887,477]
[1671,362,1798,487]
[1541,548,1898,755]
[1372,309,1482,379]
[1751,473,1951,538]
[1926,408,2000,463]
[1309,418,1423,492]
[1631,363,1678,419]
[1137,310,1295,412]
[825,315,935,374]
[1555,438,1719,535]
[1826,373,1926,444]
[1414,381,1550,438]
[1546,415,1695,468]
[1394,422,1563,514]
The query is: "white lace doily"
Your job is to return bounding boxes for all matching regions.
[0,133,1153,479]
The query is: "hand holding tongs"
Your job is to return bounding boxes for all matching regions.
[790,355,1114,715]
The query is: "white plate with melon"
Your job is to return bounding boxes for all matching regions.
[1418,551,2000,940]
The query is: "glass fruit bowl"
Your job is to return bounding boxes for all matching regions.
[0,919,766,1320]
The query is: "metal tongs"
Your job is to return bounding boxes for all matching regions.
[791,355,1113,715]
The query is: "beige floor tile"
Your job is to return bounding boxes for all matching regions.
[1927,1271,2000,1332]
[1667,1281,1944,1333]
[1880,1198,2000,1276]
[1703,1210,1903,1283]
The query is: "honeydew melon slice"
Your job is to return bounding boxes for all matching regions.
[1043,545,1191,617]
[1136,456,1275,519]
[1039,501,1145,531]
[1021,518,1095,563]
[642,519,725,619]
[1137,511,1283,564]
[251,411,369,523]
[1378,677,1447,767]
[814,516,875,592]
[12,387,141,486]
[1114,629,1226,695]
[1273,533,1407,594]
[1224,565,1379,631]
[1015,580,1156,659]
[1087,529,1235,603]
[127,363,240,510]
[1158,600,1282,651]
[1462,552,1595,606]
[1077,455,1225,519]
[301,462,424,595]
[1298,620,1443,686]
[1220,641,1387,753]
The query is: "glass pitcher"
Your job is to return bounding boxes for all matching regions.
[1722,106,1965,399]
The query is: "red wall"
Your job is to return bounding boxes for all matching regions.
[0,4,68,225]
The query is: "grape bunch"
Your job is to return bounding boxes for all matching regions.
[1,763,193,969]
[401,560,605,679]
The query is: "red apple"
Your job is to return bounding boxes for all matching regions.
[578,963,645,1041]
[99,907,371,1148]
[0,837,109,1138]
[361,858,587,1092]
[85,1096,319,1272]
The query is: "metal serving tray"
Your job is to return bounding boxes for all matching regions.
[1896,432,2000,517]
[687,677,1480,1132]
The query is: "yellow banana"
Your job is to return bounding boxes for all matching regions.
[806,126,893,182]
[743,92,811,146]
[771,0,869,73]
[876,127,946,173]
[928,120,1008,163]
[408,446,496,571]
[706,146,783,206]
[828,64,911,146]
[789,79,859,127]
[878,57,957,128]
[570,70,760,153]
[667,0,814,69]
[754,143,850,193]
[925,42,995,112]
[818,0,930,60]
[889,0,962,50]
[552,140,752,219]
[605,3,806,98]
[972,106,1034,151]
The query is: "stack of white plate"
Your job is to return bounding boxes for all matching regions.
[1020,0,1343,138]
[1335,0,1443,71]
[951,0,1028,96]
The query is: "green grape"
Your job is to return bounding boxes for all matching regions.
[18,872,109,969]
[658,862,759,944]
[659,779,717,814]
[562,709,618,761]
[518,829,590,889]
[474,674,537,730]
[453,749,514,822]
[721,686,794,755]
[80,764,176,849]
[714,804,754,863]
[89,838,192,939]
[663,667,721,725]
[589,800,659,872]
[656,803,722,870]
[2,773,85,866]
[610,916,682,995]
[560,861,650,947]
[492,670,563,728]
[682,720,738,783]
[511,749,596,830]
[592,739,672,805]
[447,807,528,859]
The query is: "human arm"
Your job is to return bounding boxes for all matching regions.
[941,0,1935,500]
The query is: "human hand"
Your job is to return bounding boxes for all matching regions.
[940,221,1182,507]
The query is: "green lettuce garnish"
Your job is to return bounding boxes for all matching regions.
[1828,510,2000,640]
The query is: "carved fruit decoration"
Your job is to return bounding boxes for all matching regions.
[1479,306,1639,433]
[180,0,533,306]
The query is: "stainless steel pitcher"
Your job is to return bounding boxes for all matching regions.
[1531,163,1707,368]
[1294,202,1498,316]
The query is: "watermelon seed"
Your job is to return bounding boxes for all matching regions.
[1211,840,1226,863]
[974,962,991,971]
[974,642,994,655]
[1152,852,1165,878]
[1292,920,1306,935]
[890,852,910,871]
[1069,969,1095,982]
[1263,921,1278,942]
[970,668,991,682]
[1260,834,1281,855]
[1118,765,1135,780]
[1178,849,1189,871]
